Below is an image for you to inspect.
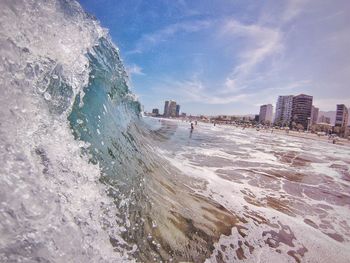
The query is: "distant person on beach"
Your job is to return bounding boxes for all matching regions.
[195,121,197,125]
[189,122,194,138]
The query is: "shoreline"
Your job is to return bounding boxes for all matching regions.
[148,117,350,148]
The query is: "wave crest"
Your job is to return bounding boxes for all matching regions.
[0,0,133,261]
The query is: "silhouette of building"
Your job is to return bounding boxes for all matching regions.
[176,105,180,117]
[259,104,273,124]
[291,94,313,130]
[163,101,169,117]
[163,100,180,117]
[274,95,293,127]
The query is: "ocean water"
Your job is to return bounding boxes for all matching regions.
[146,118,350,262]
[1,0,350,262]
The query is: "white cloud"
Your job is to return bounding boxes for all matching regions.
[263,80,312,93]
[152,76,249,105]
[148,19,285,106]
[131,0,350,114]
[220,19,283,93]
[174,0,200,17]
[282,0,308,23]
[128,20,212,54]
[126,64,145,76]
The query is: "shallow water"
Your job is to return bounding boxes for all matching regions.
[143,118,350,262]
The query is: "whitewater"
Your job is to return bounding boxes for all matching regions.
[1,0,350,262]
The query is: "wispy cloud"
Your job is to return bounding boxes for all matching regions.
[220,19,283,93]
[126,64,145,76]
[149,19,286,106]
[152,75,249,105]
[173,0,200,17]
[95,0,350,114]
[282,0,308,23]
[128,20,212,54]
[262,79,312,93]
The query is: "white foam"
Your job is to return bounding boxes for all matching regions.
[0,0,131,261]
[157,120,350,262]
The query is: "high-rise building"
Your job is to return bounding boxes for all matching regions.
[335,104,349,137]
[291,94,313,130]
[168,101,177,117]
[176,105,180,117]
[335,104,348,128]
[259,104,273,124]
[318,115,331,124]
[311,106,319,125]
[274,95,293,127]
[163,101,169,117]
[163,100,180,118]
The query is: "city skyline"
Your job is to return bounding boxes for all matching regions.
[153,94,349,121]
[163,100,181,117]
[152,97,349,136]
[79,0,350,115]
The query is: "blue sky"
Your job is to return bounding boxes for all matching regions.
[78,0,350,115]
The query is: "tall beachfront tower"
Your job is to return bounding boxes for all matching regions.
[163,100,178,117]
[169,101,177,117]
[335,104,349,128]
[163,101,169,117]
[274,95,293,127]
[176,105,180,117]
[335,104,349,137]
[259,104,273,124]
[291,94,313,130]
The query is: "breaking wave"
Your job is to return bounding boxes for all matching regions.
[0,0,139,261]
[0,1,234,261]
